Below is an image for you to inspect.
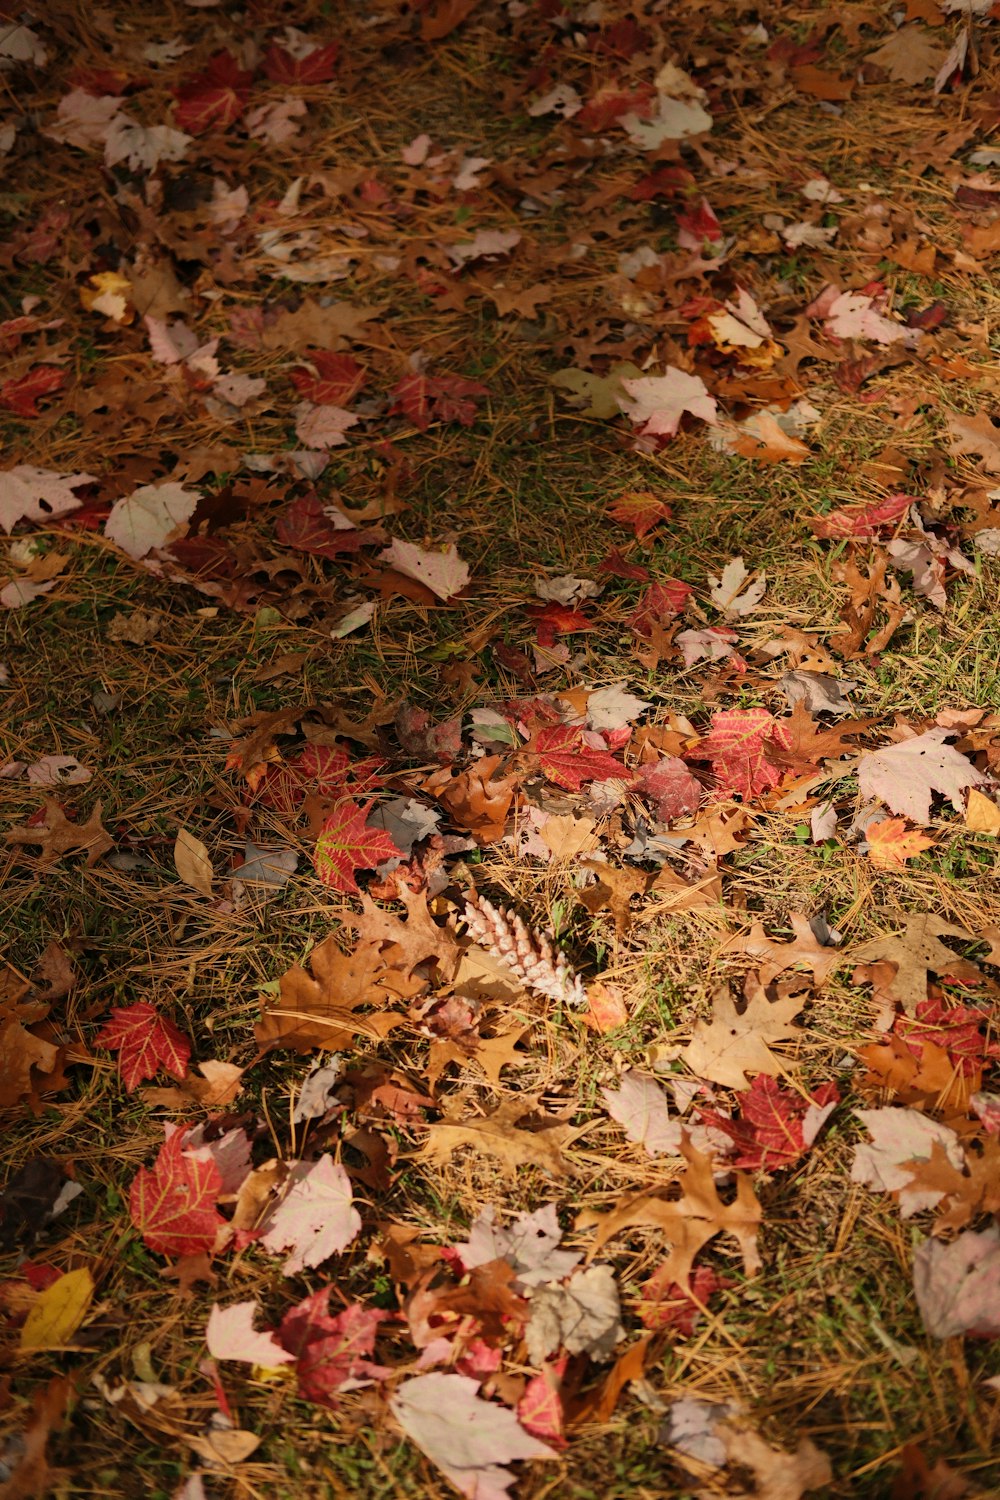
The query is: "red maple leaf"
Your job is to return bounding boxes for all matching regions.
[699,1077,840,1172]
[289,352,365,406]
[607,490,673,539]
[389,372,488,430]
[129,1131,226,1257]
[577,85,654,132]
[810,493,912,540]
[676,197,722,245]
[690,707,793,801]
[275,494,381,560]
[597,547,650,582]
[173,52,253,135]
[639,1264,731,1334]
[263,40,340,85]
[279,1288,388,1408]
[95,1001,191,1093]
[517,1358,567,1447]
[524,601,596,648]
[636,756,701,822]
[313,799,403,893]
[629,580,692,637]
[0,366,66,418]
[528,724,626,791]
[894,997,1000,1077]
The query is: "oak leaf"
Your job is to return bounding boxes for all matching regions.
[256,933,409,1053]
[720,914,843,987]
[902,1136,1000,1232]
[852,913,983,1016]
[421,1097,578,1178]
[6,799,113,868]
[580,1135,762,1289]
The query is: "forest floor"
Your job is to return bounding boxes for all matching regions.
[2,2,1000,1497]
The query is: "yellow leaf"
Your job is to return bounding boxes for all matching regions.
[20,1268,94,1351]
[79,271,134,324]
[966,787,1000,836]
[174,827,214,897]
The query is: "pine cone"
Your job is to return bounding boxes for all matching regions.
[462,890,586,1006]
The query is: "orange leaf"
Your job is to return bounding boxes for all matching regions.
[866,818,934,869]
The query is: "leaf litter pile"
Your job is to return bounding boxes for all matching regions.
[4,1,1000,1496]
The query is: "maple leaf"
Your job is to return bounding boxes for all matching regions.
[279,1289,388,1407]
[380,539,470,601]
[0,366,66,418]
[866,817,935,869]
[858,728,984,823]
[206,1300,294,1365]
[129,1131,226,1257]
[690,708,793,801]
[263,40,340,85]
[913,1226,1000,1339]
[275,494,382,561]
[389,372,488,430]
[391,1372,555,1500]
[289,351,364,405]
[619,368,717,438]
[0,466,94,532]
[708,557,766,617]
[526,1264,625,1365]
[810,493,911,539]
[607,490,673,538]
[636,755,701,821]
[260,1156,361,1275]
[851,1108,964,1216]
[524,601,596,641]
[629,579,692,637]
[104,482,200,560]
[172,51,253,135]
[638,1264,731,1335]
[313,799,403,894]
[453,1203,580,1290]
[894,996,1000,1075]
[699,1077,839,1171]
[95,1001,190,1093]
[682,982,806,1089]
[525,724,625,791]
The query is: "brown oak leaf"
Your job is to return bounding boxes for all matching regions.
[6,800,113,868]
[682,981,807,1089]
[420,1096,578,1177]
[256,935,410,1053]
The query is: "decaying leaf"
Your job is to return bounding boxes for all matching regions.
[525,1264,625,1364]
[852,913,983,1017]
[682,983,806,1089]
[421,1097,578,1177]
[579,1135,762,1289]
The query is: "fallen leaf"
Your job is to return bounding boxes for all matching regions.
[313,800,403,894]
[278,1289,389,1407]
[720,914,842,987]
[867,817,935,868]
[260,1156,361,1275]
[6,799,113,868]
[206,1300,294,1365]
[852,913,983,1016]
[20,1268,94,1351]
[913,1225,1000,1338]
[858,728,984,823]
[525,1264,625,1364]
[379,538,470,601]
[691,708,792,802]
[256,933,409,1053]
[682,982,806,1089]
[391,1372,555,1500]
[851,1107,964,1215]
[453,1203,580,1291]
[95,1001,191,1093]
[422,1097,577,1178]
[620,367,717,438]
[966,787,1000,834]
[580,1135,762,1289]
[104,482,200,560]
[173,827,214,897]
[130,1131,227,1258]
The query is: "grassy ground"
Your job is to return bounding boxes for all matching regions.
[4,2,1000,1496]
